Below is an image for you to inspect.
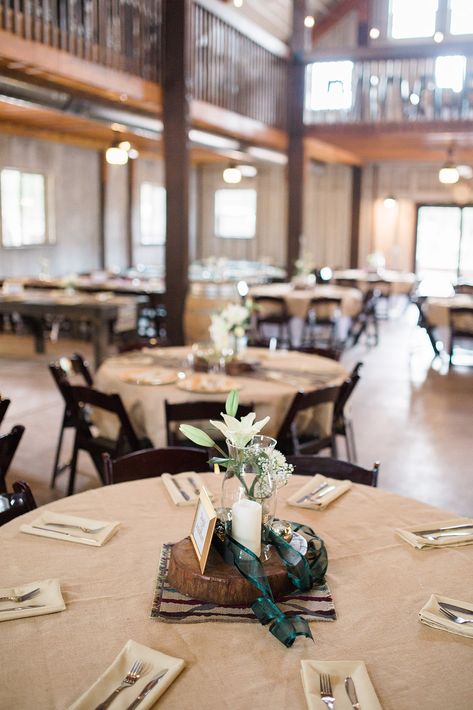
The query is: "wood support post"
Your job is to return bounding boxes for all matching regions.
[162,0,190,345]
[286,0,306,275]
[98,151,107,270]
[126,158,134,269]
[350,166,362,268]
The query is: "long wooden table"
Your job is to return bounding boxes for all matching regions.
[1,475,472,708]
[0,290,142,367]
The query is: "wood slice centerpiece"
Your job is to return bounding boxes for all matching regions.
[168,536,293,605]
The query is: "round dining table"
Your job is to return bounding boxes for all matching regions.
[424,294,473,327]
[332,269,416,295]
[1,475,472,709]
[249,283,363,319]
[94,347,347,447]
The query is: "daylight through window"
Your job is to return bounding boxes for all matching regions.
[1,168,47,247]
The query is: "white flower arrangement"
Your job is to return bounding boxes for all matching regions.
[179,389,293,497]
[209,300,253,352]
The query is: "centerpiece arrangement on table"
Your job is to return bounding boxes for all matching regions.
[165,390,330,647]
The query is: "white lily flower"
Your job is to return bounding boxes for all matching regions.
[210,411,270,448]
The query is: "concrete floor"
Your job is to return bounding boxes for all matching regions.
[1,306,472,513]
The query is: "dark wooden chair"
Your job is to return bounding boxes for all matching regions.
[48,354,94,488]
[348,289,379,346]
[63,384,150,495]
[293,345,343,361]
[454,283,473,295]
[0,398,10,428]
[332,362,363,462]
[449,307,473,368]
[0,481,37,526]
[276,385,340,457]
[0,425,25,494]
[253,295,292,347]
[302,297,342,347]
[287,455,380,487]
[165,400,254,446]
[368,279,391,318]
[103,446,209,485]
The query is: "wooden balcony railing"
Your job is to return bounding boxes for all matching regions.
[190,0,289,130]
[0,0,162,82]
[305,52,473,127]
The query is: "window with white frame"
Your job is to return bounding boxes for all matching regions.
[214,189,257,239]
[305,61,354,111]
[140,182,166,245]
[449,0,473,35]
[1,168,48,247]
[389,0,438,39]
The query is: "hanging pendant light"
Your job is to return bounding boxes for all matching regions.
[439,146,459,185]
[223,163,242,184]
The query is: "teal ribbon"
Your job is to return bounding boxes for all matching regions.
[224,521,327,647]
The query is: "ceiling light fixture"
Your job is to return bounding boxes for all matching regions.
[439,146,459,184]
[223,164,242,184]
[237,164,257,177]
[106,143,128,165]
[383,196,397,209]
[233,0,243,7]
[369,27,380,39]
[304,16,315,28]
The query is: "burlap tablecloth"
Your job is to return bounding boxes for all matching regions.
[249,283,362,319]
[424,295,473,328]
[1,476,472,709]
[333,269,416,295]
[94,347,347,446]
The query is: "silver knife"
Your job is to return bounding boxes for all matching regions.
[345,676,361,709]
[125,670,168,710]
[313,485,336,500]
[438,601,473,617]
[297,482,329,503]
[31,525,97,543]
[0,604,46,612]
[171,478,190,501]
[187,476,200,496]
[414,523,473,536]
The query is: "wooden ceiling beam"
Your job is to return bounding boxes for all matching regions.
[312,0,364,41]
[304,136,361,165]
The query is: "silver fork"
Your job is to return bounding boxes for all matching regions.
[320,673,336,710]
[439,607,473,625]
[44,522,106,534]
[0,587,40,603]
[94,660,144,710]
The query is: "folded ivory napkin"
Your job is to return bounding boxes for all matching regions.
[20,511,120,547]
[301,660,382,710]
[0,578,65,622]
[162,472,212,507]
[395,517,473,549]
[68,639,185,710]
[419,594,473,639]
[287,475,351,510]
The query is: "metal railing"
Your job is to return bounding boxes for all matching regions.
[305,55,473,126]
[1,0,162,82]
[190,0,288,130]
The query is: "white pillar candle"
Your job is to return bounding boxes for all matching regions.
[231,498,262,558]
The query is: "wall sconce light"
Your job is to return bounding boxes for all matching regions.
[223,164,242,184]
[304,15,315,28]
[383,196,397,209]
[439,147,459,184]
[369,27,380,39]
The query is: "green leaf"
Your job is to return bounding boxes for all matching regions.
[178,425,216,448]
[209,457,233,467]
[225,389,239,417]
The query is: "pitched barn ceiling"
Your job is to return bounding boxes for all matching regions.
[220,0,344,42]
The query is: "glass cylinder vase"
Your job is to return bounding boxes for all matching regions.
[220,436,278,531]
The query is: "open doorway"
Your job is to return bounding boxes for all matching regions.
[415,204,473,291]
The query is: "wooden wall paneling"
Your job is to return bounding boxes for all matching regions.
[162,0,190,345]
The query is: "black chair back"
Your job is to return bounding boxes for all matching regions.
[0,398,10,428]
[0,481,37,526]
[103,447,209,485]
[165,400,253,446]
[287,455,379,487]
[0,425,25,494]
[277,385,340,456]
